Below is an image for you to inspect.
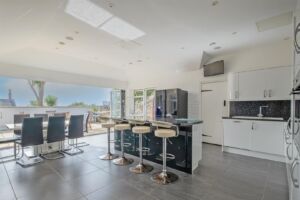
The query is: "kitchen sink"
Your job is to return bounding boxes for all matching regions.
[231,116,284,121]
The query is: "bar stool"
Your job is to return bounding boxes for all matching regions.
[151,121,179,184]
[129,120,153,174]
[99,120,118,160]
[113,123,134,166]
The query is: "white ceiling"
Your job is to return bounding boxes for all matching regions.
[0,0,296,79]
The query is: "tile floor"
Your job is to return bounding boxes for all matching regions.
[0,134,288,200]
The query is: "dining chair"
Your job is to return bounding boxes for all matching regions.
[13,114,30,135]
[63,115,84,155]
[16,117,44,167]
[41,116,66,160]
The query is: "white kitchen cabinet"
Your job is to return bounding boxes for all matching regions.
[265,67,291,100]
[238,69,267,101]
[223,119,285,156]
[227,66,291,101]
[223,119,252,150]
[251,121,284,155]
[227,73,239,100]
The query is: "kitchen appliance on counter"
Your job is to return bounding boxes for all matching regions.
[155,89,188,119]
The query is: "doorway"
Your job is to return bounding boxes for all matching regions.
[201,81,228,145]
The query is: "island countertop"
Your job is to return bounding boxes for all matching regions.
[111,117,202,126]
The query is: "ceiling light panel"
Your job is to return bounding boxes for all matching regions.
[65,0,112,27]
[100,17,145,40]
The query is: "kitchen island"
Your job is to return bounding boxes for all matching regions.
[113,118,202,174]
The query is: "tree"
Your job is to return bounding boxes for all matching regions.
[28,80,46,106]
[45,95,57,107]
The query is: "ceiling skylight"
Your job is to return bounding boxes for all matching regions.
[100,17,145,40]
[65,0,112,27]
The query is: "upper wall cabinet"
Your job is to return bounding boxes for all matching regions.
[228,66,291,101]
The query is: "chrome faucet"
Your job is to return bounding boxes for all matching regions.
[258,106,269,117]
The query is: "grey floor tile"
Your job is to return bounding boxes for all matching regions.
[67,169,115,195]
[0,183,16,200]
[0,135,289,200]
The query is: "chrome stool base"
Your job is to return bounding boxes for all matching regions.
[151,171,178,185]
[113,157,134,166]
[129,163,153,174]
[99,153,118,160]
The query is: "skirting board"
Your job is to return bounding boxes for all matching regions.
[223,146,285,163]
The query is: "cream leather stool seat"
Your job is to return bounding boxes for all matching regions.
[115,124,131,131]
[113,123,134,166]
[99,121,118,160]
[132,126,151,134]
[101,122,115,129]
[129,124,153,174]
[154,129,176,138]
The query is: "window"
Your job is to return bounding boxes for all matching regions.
[133,89,155,120]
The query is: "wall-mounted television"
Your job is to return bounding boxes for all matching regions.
[203,60,224,77]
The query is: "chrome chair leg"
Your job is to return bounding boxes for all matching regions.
[100,127,118,160]
[63,139,84,156]
[41,141,65,160]
[113,130,133,166]
[16,146,44,167]
[130,134,153,173]
[151,137,178,184]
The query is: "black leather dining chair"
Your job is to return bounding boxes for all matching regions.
[16,117,44,167]
[41,116,66,160]
[63,115,84,155]
[34,114,49,122]
[13,114,30,135]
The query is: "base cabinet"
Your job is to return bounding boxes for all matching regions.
[223,119,285,156]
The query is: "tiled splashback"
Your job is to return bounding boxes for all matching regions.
[230,101,290,120]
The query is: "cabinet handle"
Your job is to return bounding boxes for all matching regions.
[263,90,267,98]
[251,122,254,130]
[268,89,271,97]
[235,91,238,99]
[233,121,241,123]
[291,159,299,188]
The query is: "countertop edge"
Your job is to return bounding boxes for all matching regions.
[222,117,287,122]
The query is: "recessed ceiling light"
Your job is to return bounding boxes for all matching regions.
[209,42,216,46]
[66,36,74,40]
[137,60,142,62]
[65,0,113,28]
[100,17,145,40]
[212,1,219,6]
[129,62,133,65]
[59,41,65,45]
[232,32,238,35]
[214,46,221,50]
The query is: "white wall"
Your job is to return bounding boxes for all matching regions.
[200,40,293,83]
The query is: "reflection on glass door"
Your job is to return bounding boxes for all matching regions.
[133,89,155,120]
[111,89,125,118]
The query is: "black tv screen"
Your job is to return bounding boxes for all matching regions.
[203,60,224,77]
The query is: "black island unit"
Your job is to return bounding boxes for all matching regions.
[114,118,202,174]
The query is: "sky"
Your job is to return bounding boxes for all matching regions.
[0,77,111,106]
